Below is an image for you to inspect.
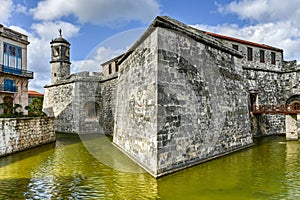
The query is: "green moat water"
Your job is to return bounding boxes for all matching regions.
[0,133,300,200]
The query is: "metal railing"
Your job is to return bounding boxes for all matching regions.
[0,64,33,79]
[0,84,18,93]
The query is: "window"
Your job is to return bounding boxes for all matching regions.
[271,52,276,64]
[108,64,112,74]
[3,79,16,92]
[115,64,119,72]
[3,43,22,70]
[232,44,239,51]
[247,47,253,61]
[260,50,265,63]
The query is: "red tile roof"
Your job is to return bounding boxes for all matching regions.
[28,90,44,97]
[206,32,283,52]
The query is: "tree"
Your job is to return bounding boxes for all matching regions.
[25,97,46,117]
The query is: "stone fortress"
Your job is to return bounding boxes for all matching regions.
[43,16,300,177]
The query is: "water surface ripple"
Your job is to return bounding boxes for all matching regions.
[0,134,299,199]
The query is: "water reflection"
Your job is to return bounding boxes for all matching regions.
[283,141,300,199]
[0,133,158,199]
[0,134,299,199]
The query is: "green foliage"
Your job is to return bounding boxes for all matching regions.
[0,103,24,118]
[0,100,12,115]
[0,97,46,118]
[25,97,46,117]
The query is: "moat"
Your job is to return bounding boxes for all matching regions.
[0,133,299,200]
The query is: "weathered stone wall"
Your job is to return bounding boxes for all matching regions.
[0,117,55,157]
[43,81,75,133]
[43,72,117,135]
[156,27,253,176]
[244,69,286,136]
[114,25,253,177]
[282,71,300,100]
[98,77,117,135]
[114,28,158,175]
[210,35,288,137]
[243,67,300,137]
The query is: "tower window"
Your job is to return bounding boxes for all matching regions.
[232,44,238,51]
[108,64,112,74]
[247,47,253,61]
[53,47,59,56]
[271,52,276,64]
[260,50,265,63]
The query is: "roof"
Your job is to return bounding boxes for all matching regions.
[50,34,70,45]
[101,53,124,66]
[206,32,283,52]
[28,90,44,97]
[118,16,243,65]
[0,24,30,45]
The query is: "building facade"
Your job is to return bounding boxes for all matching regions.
[206,31,300,139]
[0,24,33,115]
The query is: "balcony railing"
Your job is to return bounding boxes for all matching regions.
[0,84,18,93]
[0,64,33,79]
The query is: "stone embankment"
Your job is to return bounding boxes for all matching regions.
[0,117,56,157]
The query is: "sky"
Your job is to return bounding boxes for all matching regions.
[2,0,300,93]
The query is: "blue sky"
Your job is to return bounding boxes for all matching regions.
[2,0,300,92]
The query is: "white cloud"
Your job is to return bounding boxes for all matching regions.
[199,0,300,63]
[0,0,13,23]
[31,21,80,39]
[192,21,300,62]
[9,21,80,93]
[30,0,160,25]
[15,3,28,14]
[217,0,300,23]
[72,46,126,73]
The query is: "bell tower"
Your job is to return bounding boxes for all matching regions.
[50,29,71,84]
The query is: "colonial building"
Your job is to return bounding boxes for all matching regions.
[28,90,44,103]
[43,16,300,177]
[0,24,33,114]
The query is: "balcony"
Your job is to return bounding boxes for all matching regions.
[0,84,18,93]
[0,64,33,79]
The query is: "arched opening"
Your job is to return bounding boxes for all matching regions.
[286,95,300,140]
[2,96,13,115]
[84,101,100,120]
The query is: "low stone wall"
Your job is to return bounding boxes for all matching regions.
[0,117,56,157]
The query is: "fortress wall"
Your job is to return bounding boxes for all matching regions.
[113,26,253,178]
[98,77,118,135]
[43,76,117,135]
[156,27,253,176]
[244,69,300,137]
[244,70,286,136]
[113,28,159,175]
[0,117,55,157]
[43,82,76,133]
